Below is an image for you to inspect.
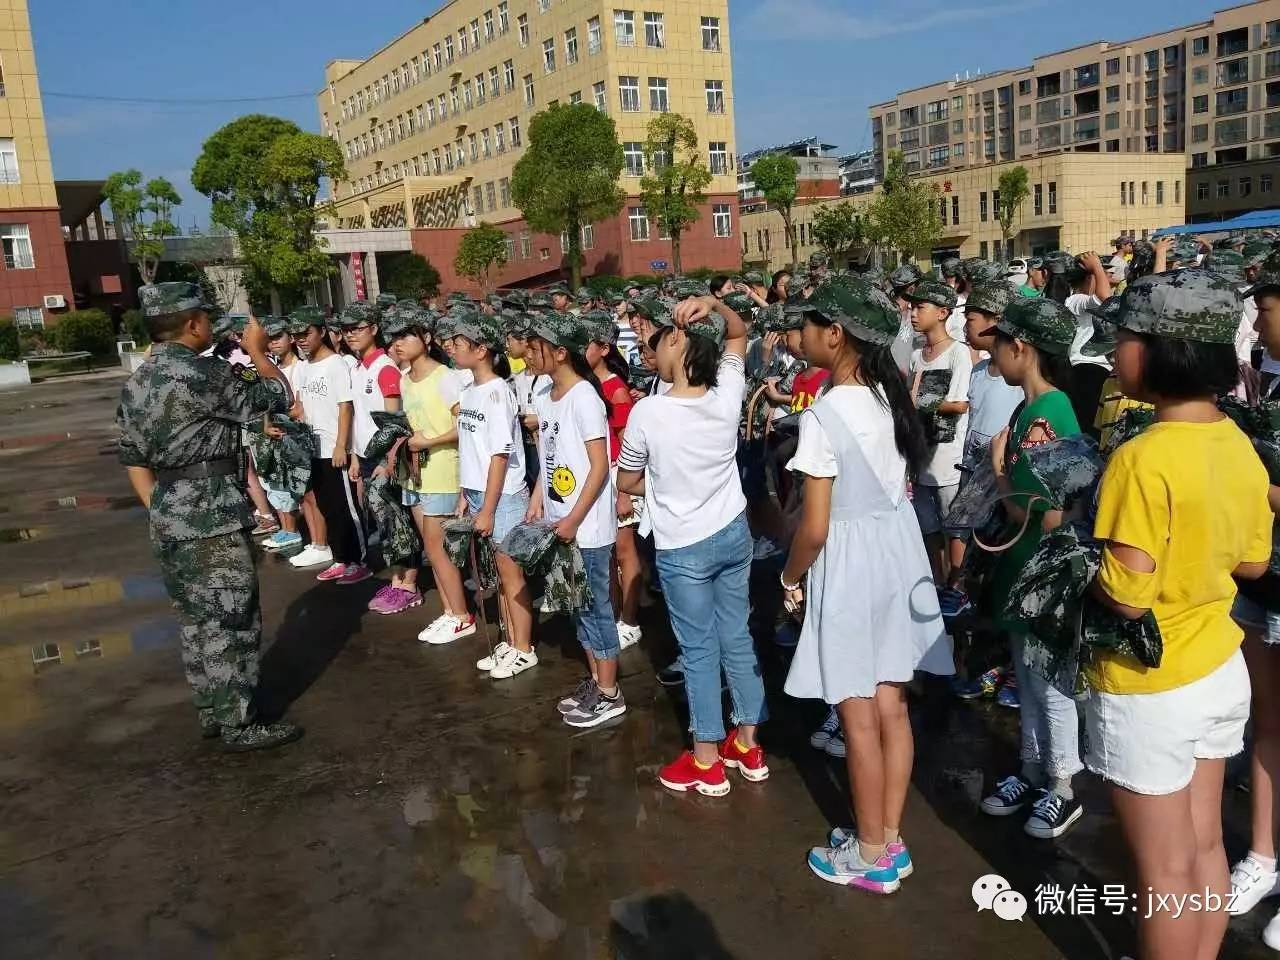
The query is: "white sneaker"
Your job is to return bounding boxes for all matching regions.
[1229,854,1280,915]
[476,641,510,672]
[616,622,642,650]
[418,614,454,644]
[288,544,333,568]
[425,614,477,646]
[1264,906,1280,950]
[489,645,539,679]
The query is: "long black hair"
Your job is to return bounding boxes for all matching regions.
[566,349,613,419]
[992,331,1074,392]
[599,342,630,384]
[649,328,720,387]
[1043,275,1073,305]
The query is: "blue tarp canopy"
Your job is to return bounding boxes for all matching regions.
[1154,208,1280,235]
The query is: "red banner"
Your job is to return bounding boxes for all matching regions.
[351,252,366,301]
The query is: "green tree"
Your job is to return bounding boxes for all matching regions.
[454,223,509,295]
[103,169,181,285]
[638,113,712,276]
[381,252,441,301]
[750,153,800,270]
[996,165,1031,258]
[866,151,941,263]
[191,114,346,309]
[510,103,624,289]
[809,202,866,268]
[53,310,114,355]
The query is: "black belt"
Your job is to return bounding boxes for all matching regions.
[155,457,239,482]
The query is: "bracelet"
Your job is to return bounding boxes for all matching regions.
[780,571,801,592]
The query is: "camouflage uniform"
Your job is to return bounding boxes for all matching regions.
[498,521,593,613]
[115,283,297,746]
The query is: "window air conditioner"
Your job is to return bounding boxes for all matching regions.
[43,294,65,309]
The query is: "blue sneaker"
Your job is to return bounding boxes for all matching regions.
[263,530,301,552]
[938,587,971,618]
[953,666,1003,701]
[996,676,1020,709]
[828,827,912,878]
[808,837,900,893]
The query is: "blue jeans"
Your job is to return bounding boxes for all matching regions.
[655,512,766,742]
[577,545,619,661]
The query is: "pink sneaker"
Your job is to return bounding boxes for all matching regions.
[315,562,348,582]
[337,564,372,585]
[367,583,397,612]
[377,587,422,615]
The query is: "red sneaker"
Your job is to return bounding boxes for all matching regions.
[658,751,730,797]
[719,728,770,782]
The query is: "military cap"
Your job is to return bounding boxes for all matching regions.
[531,311,591,354]
[1025,256,1045,271]
[808,252,831,270]
[1108,268,1241,345]
[759,302,789,332]
[579,309,618,345]
[938,257,962,278]
[1205,248,1244,282]
[1080,295,1122,358]
[742,270,765,286]
[799,278,900,347]
[434,314,457,341]
[339,300,379,326]
[632,295,676,327]
[379,311,415,338]
[889,263,924,290]
[963,259,1005,286]
[607,291,628,306]
[1113,234,1133,247]
[1241,239,1274,270]
[574,286,594,303]
[396,298,420,311]
[501,308,534,338]
[985,296,1075,355]
[1041,251,1076,276]
[374,292,398,309]
[859,264,887,288]
[485,293,503,310]
[447,290,473,303]
[722,291,755,317]
[139,281,213,318]
[325,312,344,332]
[905,278,958,310]
[285,316,312,336]
[500,289,529,310]
[779,292,811,329]
[1170,239,1203,265]
[547,282,571,297]
[211,314,237,340]
[290,304,326,329]
[790,270,812,289]
[261,316,288,338]
[1244,251,1280,298]
[450,308,505,350]
[965,282,1013,317]
[528,292,554,311]
[673,278,710,299]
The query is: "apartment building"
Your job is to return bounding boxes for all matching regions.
[736,137,842,213]
[0,0,71,325]
[316,0,739,296]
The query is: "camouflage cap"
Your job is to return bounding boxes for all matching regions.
[532,311,591,354]
[1243,251,1280,298]
[211,314,237,340]
[1170,239,1203,265]
[1205,248,1244,282]
[579,309,618,345]
[261,316,288,338]
[905,278,959,310]
[987,296,1075,355]
[673,278,710,300]
[339,300,379,327]
[379,311,415,338]
[138,281,214,318]
[574,286,594,303]
[547,282,571,297]
[808,251,831,270]
[228,314,250,334]
[963,259,1005,286]
[325,312,344,332]
[860,264,887,288]
[742,270,765,286]
[447,290,473,304]
[889,262,924,290]
[528,292,554,311]
[500,289,529,310]
[1025,256,1045,270]
[450,308,505,350]
[1080,295,1122,358]
[1110,268,1241,345]
[374,292,398,308]
[790,270,812,289]
[434,314,457,341]
[285,316,313,337]
[965,282,1013,317]
[396,298,420,311]
[1041,251,1076,277]
[800,278,900,347]
[938,257,962,278]
[758,302,788,332]
[722,291,755,317]
[632,295,676,327]
[501,308,534,338]
[779,292,811,328]
[1241,239,1275,270]
[290,304,326,329]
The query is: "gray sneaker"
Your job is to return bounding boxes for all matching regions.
[563,685,626,729]
[198,709,221,740]
[558,677,598,715]
[221,722,304,753]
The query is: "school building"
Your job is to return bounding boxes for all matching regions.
[314,0,741,299]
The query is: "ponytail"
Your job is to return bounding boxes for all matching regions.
[492,349,511,380]
[569,350,612,419]
[601,344,630,384]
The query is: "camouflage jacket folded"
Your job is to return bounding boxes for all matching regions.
[442,516,499,591]
[365,410,427,487]
[367,472,421,567]
[627,362,656,396]
[245,416,315,502]
[498,521,593,613]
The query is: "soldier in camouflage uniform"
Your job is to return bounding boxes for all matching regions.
[116,283,303,751]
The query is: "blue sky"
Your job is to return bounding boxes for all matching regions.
[35,0,1216,228]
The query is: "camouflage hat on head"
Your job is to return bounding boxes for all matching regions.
[574,286,594,303]
[532,311,591,354]
[965,282,1013,317]
[1243,251,1280,298]
[905,278,959,310]
[1080,295,1122,358]
[632,294,676,327]
[790,269,812,289]
[963,259,1005,286]
[285,315,312,336]
[547,282,571,298]
[374,292,397,309]
[500,289,529,310]
[379,311,414,338]
[722,291,755,317]
[938,257,962,279]
[801,278,900,346]
[808,251,831,271]
[1170,239,1203,265]
[742,270,765,286]
[1241,239,1275,270]
[451,308,505,350]
[859,264,887,289]
[579,309,618,345]
[673,278,710,300]
[434,314,457,341]
[138,281,214,318]
[211,314,237,340]
[1205,248,1244,281]
[987,296,1075,355]
[290,304,326,329]
[527,291,554,311]
[261,316,288,338]
[228,314,250,334]
[889,262,924,290]
[1110,268,1241,345]
[501,308,534,338]
[340,300,379,327]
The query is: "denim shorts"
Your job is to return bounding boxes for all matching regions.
[913,483,958,536]
[1231,592,1280,645]
[463,487,529,544]
[403,489,459,516]
[264,486,299,513]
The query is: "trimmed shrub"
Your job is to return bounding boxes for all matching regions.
[0,318,17,360]
[122,308,148,346]
[53,310,115,355]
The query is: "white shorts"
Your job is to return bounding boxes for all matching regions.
[1083,649,1250,796]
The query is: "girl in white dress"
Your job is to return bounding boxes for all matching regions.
[780,279,953,894]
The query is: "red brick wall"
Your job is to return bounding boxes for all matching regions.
[796,179,841,202]
[410,193,741,295]
[0,208,73,319]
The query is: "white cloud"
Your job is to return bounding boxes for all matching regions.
[746,0,1041,42]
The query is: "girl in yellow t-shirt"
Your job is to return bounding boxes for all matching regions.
[1088,270,1271,960]
[389,320,474,646]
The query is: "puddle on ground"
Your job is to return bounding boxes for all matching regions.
[0,527,41,543]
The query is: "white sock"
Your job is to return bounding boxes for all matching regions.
[1250,851,1279,874]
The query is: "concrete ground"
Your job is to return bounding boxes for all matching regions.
[0,375,1273,959]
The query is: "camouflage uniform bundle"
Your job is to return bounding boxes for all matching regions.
[442,516,499,591]
[367,471,421,567]
[1218,395,1280,574]
[626,361,656,394]
[916,369,959,444]
[498,521,592,613]
[244,415,316,506]
[364,410,426,487]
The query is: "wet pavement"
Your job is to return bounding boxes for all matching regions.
[0,376,1273,959]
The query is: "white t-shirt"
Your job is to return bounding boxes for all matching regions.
[279,356,308,393]
[910,340,972,488]
[1065,293,1111,369]
[787,385,907,506]
[457,376,526,495]
[619,353,747,550]
[535,380,616,549]
[350,349,401,457]
[946,294,968,343]
[300,353,353,459]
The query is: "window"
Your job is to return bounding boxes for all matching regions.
[1121,181,1127,205]
[1144,50,1158,72]
[706,80,725,114]
[644,12,664,47]
[569,90,582,105]
[0,223,33,269]
[432,149,442,174]
[1192,36,1209,56]
[469,133,479,161]
[1192,94,1208,115]
[445,34,454,63]
[1128,182,1134,205]
[1018,104,1031,121]
[518,13,529,46]
[1106,56,1120,76]
[481,128,492,157]
[1265,174,1275,194]
[1193,66,1209,86]
[503,59,515,91]
[13,306,42,328]
[701,16,721,51]
[565,27,578,64]
[1241,176,1253,198]
[713,203,731,238]
[475,74,486,105]
[648,77,668,112]
[950,195,960,225]
[953,119,965,134]
[455,139,466,168]
[1192,123,1208,143]
[524,74,534,107]
[1153,179,1164,205]
[473,185,483,214]
[619,76,640,111]
[1164,44,1179,68]
[485,181,497,211]
[629,206,649,240]
[509,116,521,146]
[471,18,481,47]
[615,10,636,45]
[1033,183,1043,215]
[583,17,601,56]
[1105,111,1119,130]
[1048,181,1056,214]
[624,141,645,175]
[484,10,495,41]
[500,177,511,206]
[708,141,728,174]
[542,38,556,73]
[1197,180,1210,200]
[593,81,607,111]
[1020,129,1033,145]
[928,145,949,167]
[1018,78,1031,96]
[495,122,506,153]
[433,43,442,70]
[458,27,468,57]
[498,2,509,33]
[438,93,448,120]
[1218,179,1230,199]
[463,81,473,110]
[0,138,20,183]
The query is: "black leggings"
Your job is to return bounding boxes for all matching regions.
[1066,363,1110,441]
[310,459,366,565]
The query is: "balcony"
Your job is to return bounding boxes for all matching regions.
[1215,118,1248,146]
[1075,120,1100,141]
[1217,93,1249,116]
[1074,65,1100,89]
[1036,74,1061,98]
[1267,112,1280,139]
[1074,90,1100,115]
[1217,29,1248,59]
[1218,58,1249,87]
[1268,81,1280,108]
